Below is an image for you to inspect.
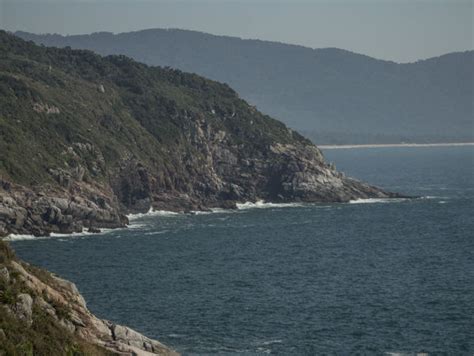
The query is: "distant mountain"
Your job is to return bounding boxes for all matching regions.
[16,29,474,144]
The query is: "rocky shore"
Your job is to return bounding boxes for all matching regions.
[0,142,399,238]
[0,179,127,237]
[0,241,178,355]
[0,31,404,238]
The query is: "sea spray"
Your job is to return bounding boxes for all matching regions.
[236,200,304,210]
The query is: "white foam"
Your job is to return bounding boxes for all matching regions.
[210,208,228,213]
[4,227,116,242]
[5,206,226,241]
[259,339,283,346]
[422,195,446,200]
[348,198,409,204]
[144,230,170,236]
[126,223,147,229]
[236,200,303,210]
[167,333,185,338]
[190,207,229,215]
[127,207,179,221]
[3,234,46,241]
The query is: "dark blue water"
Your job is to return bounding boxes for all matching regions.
[11,146,474,355]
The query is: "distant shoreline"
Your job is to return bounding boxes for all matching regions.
[318,142,474,149]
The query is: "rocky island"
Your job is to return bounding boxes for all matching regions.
[0,31,401,355]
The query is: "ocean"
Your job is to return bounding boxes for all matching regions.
[10,146,474,355]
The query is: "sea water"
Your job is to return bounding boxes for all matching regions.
[11,146,474,355]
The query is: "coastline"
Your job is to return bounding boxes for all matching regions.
[4,197,420,241]
[318,142,474,149]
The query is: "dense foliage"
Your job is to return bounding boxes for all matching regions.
[0,30,307,186]
[17,29,473,144]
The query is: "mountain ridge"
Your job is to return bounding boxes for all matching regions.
[15,28,473,144]
[17,28,471,64]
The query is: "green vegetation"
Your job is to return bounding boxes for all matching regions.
[0,30,306,189]
[0,306,109,356]
[15,29,474,144]
[0,307,110,356]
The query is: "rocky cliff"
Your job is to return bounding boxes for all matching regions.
[0,31,400,237]
[0,241,178,355]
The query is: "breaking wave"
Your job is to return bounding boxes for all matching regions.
[236,200,304,210]
[4,228,116,242]
[127,208,180,221]
[348,198,409,204]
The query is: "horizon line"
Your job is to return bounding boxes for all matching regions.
[10,27,474,65]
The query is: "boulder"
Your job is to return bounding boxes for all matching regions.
[0,266,9,283]
[111,324,174,354]
[14,293,33,326]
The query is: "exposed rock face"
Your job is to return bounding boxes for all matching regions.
[13,293,33,326]
[110,324,172,355]
[0,266,9,283]
[0,31,404,237]
[109,120,399,216]
[0,98,399,238]
[32,102,61,114]
[0,179,127,237]
[0,242,178,355]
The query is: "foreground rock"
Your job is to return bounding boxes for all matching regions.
[0,241,178,355]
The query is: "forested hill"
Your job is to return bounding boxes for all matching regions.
[16,29,474,144]
[0,31,396,237]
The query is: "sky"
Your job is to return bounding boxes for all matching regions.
[1,0,472,63]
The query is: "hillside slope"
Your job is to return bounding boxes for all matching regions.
[0,31,398,237]
[16,29,474,144]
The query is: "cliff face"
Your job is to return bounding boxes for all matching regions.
[0,31,399,237]
[0,241,178,355]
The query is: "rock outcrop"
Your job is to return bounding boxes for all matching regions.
[0,241,177,355]
[0,30,404,238]
[0,179,127,237]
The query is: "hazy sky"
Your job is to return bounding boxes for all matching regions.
[1,0,472,62]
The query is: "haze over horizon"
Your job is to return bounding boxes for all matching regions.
[1,0,473,63]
